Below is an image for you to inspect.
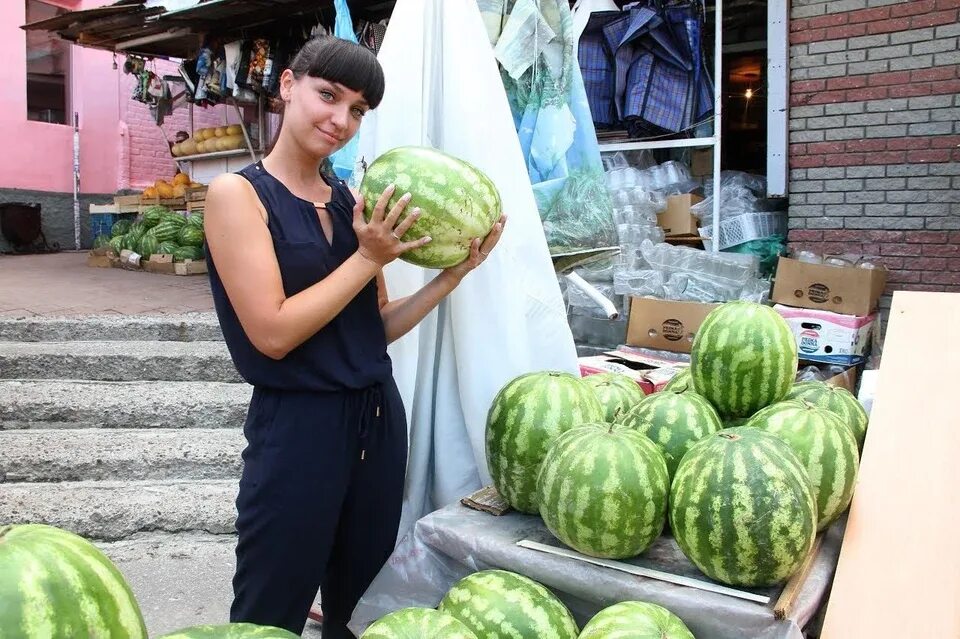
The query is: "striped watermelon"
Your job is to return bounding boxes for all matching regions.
[438,570,579,639]
[152,220,183,243]
[486,371,604,513]
[691,301,798,419]
[748,400,860,530]
[157,623,298,639]
[360,607,478,639]
[0,524,147,638]
[582,372,646,422]
[669,427,817,586]
[619,389,723,479]
[138,230,159,260]
[661,368,692,393]
[784,381,869,451]
[359,146,502,269]
[178,225,205,247]
[536,422,669,558]
[579,601,694,639]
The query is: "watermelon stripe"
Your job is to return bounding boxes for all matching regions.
[785,381,869,450]
[579,601,694,639]
[360,607,477,639]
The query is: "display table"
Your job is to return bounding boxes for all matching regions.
[350,501,844,638]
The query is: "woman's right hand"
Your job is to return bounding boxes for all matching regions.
[352,184,432,266]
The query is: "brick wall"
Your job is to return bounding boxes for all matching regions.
[788,0,960,312]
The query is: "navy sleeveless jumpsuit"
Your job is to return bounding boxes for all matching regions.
[206,161,408,637]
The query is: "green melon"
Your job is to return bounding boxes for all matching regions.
[138,230,159,260]
[486,371,605,513]
[438,570,578,639]
[784,380,869,451]
[579,601,694,639]
[178,225,205,247]
[140,205,169,228]
[359,146,502,269]
[108,235,124,255]
[187,213,204,229]
[748,400,860,530]
[661,368,693,393]
[669,426,817,586]
[111,219,133,237]
[619,389,723,479]
[151,220,182,243]
[157,241,178,255]
[582,372,646,422]
[0,524,147,638]
[157,623,299,639]
[173,246,204,262]
[536,422,669,558]
[690,301,798,419]
[360,607,478,639]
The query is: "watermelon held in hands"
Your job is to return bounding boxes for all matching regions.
[669,426,817,587]
[156,623,299,638]
[360,607,478,639]
[691,301,798,419]
[747,399,860,531]
[485,371,604,513]
[784,380,869,451]
[0,523,148,638]
[359,146,502,269]
[438,569,579,639]
[579,601,695,639]
[582,372,646,422]
[536,422,669,559]
[618,389,723,479]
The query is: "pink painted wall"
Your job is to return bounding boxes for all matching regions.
[1,0,232,194]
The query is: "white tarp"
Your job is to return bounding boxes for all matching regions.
[354,0,580,541]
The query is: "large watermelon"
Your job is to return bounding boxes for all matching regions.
[157,241,178,255]
[536,422,669,558]
[140,205,170,228]
[122,229,145,252]
[178,225,205,247]
[0,523,147,638]
[138,230,159,260]
[187,213,204,229]
[748,400,860,530]
[619,389,723,479]
[438,570,578,639]
[690,301,798,419]
[360,607,478,639]
[151,219,182,243]
[582,372,646,422]
[669,426,817,586]
[359,146,502,269]
[108,235,124,255]
[784,381,869,451]
[157,623,298,638]
[486,371,604,513]
[173,246,204,262]
[111,219,133,237]
[579,601,694,639]
[661,368,693,393]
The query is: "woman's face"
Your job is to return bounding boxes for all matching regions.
[280,69,369,158]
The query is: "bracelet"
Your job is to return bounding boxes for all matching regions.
[356,248,382,267]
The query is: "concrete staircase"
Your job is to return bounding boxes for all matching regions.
[0,314,324,636]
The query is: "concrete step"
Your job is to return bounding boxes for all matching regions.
[0,428,245,482]
[96,532,323,638]
[0,313,224,342]
[0,479,238,541]
[0,340,241,382]
[0,380,250,429]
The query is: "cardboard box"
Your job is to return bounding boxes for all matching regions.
[776,304,875,365]
[141,254,208,276]
[691,148,713,177]
[579,350,686,395]
[626,298,719,353]
[772,257,887,316]
[657,194,702,237]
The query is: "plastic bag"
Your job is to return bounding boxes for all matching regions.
[329,0,362,181]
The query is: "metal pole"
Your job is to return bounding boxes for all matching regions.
[711,0,723,253]
[73,111,81,250]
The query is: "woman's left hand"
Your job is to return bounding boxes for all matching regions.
[443,213,507,281]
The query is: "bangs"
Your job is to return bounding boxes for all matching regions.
[296,37,385,109]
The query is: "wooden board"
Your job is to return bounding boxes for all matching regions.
[820,291,960,638]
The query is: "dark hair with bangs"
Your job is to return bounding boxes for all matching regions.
[288,35,385,108]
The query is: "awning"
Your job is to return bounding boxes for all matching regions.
[21,0,397,59]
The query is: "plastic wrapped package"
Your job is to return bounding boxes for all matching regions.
[567,281,623,318]
[661,273,747,304]
[613,269,664,297]
[350,503,847,639]
[618,224,666,246]
[694,171,769,221]
[640,240,760,287]
[576,256,620,283]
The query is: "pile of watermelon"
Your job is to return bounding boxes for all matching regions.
[485,300,868,589]
[97,205,205,263]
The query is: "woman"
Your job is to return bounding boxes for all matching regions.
[204,36,505,637]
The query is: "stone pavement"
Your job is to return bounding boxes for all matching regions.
[0,251,213,317]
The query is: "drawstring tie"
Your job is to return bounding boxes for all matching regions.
[355,384,383,461]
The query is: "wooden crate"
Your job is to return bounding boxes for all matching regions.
[114,194,141,213]
[185,185,208,202]
[139,195,186,211]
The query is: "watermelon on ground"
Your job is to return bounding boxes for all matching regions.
[537,422,669,558]
[360,607,478,639]
[579,601,694,639]
[582,372,646,422]
[359,146,502,269]
[784,380,869,451]
[0,523,147,638]
[438,570,578,639]
[485,371,604,513]
[157,623,298,639]
[669,426,817,586]
[690,301,798,419]
[748,399,860,530]
[619,388,723,479]
[108,235,124,255]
